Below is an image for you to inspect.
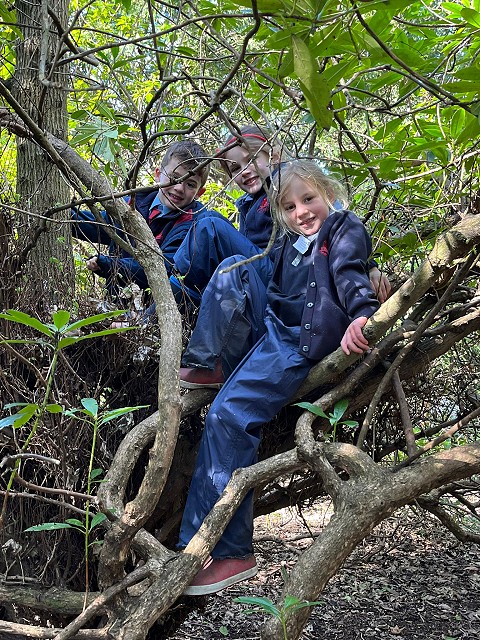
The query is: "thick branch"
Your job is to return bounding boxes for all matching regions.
[263,443,480,640]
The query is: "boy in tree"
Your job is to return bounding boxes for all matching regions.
[72,140,225,313]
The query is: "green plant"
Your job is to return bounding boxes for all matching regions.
[235,594,323,640]
[0,309,139,601]
[24,397,147,607]
[294,398,358,441]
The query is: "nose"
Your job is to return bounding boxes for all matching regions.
[170,180,184,192]
[296,203,309,218]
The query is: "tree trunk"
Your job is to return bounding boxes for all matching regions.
[11,0,74,313]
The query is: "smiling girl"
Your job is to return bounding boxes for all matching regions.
[179,159,380,595]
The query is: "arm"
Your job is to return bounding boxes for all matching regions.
[93,254,149,290]
[71,208,115,245]
[329,213,380,321]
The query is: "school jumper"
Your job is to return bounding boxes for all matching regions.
[178,187,275,372]
[178,210,379,558]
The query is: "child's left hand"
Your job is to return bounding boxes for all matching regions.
[341,316,370,355]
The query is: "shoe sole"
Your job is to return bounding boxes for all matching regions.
[180,380,224,390]
[184,565,258,596]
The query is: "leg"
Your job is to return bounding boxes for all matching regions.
[181,255,271,376]
[173,216,272,295]
[179,318,311,558]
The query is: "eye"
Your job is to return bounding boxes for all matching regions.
[230,164,240,173]
[186,181,198,189]
[283,203,295,212]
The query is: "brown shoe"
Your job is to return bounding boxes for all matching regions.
[179,360,224,390]
[184,556,258,596]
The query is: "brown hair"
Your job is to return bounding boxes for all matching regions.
[161,140,210,186]
[271,159,349,234]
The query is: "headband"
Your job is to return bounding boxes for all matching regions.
[224,132,269,147]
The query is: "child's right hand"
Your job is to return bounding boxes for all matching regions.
[341,316,370,355]
[86,256,101,272]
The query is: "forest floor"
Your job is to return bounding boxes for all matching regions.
[169,502,480,640]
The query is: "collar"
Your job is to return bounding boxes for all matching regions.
[149,194,204,218]
[292,232,319,254]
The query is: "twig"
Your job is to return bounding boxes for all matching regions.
[391,369,417,456]
[1,453,60,469]
[53,564,152,640]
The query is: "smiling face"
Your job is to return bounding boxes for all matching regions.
[155,157,203,210]
[223,145,273,195]
[279,176,331,236]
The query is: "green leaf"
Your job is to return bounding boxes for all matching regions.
[89,512,107,529]
[25,522,73,532]
[81,398,99,417]
[283,595,303,609]
[235,596,280,617]
[0,404,38,429]
[98,405,149,426]
[90,468,104,480]
[332,399,349,421]
[57,325,137,349]
[65,518,85,528]
[52,310,71,331]
[294,402,328,419]
[289,600,324,612]
[461,7,480,28]
[45,404,64,414]
[292,35,332,129]
[219,626,229,636]
[0,310,54,337]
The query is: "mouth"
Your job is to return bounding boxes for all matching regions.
[165,191,184,204]
[299,218,315,228]
[243,176,259,188]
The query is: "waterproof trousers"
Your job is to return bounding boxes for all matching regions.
[173,216,272,297]
[178,315,313,558]
[181,254,273,377]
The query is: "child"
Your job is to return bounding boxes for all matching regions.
[170,126,282,299]
[179,159,380,595]
[72,140,225,312]
[178,127,390,387]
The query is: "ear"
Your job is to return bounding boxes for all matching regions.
[154,167,161,183]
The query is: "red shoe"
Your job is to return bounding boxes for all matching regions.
[179,360,224,390]
[184,556,258,596]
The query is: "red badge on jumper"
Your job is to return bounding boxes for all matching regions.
[319,241,329,256]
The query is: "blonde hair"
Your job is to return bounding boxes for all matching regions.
[217,125,283,177]
[271,159,349,234]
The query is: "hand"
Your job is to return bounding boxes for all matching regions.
[369,267,391,304]
[341,316,370,355]
[86,256,101,272]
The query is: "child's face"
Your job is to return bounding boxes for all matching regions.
[223,146,272,195]
[155,158,203,210]
[280,176,330,236]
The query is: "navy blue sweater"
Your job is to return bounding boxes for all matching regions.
[72,190,223,290]
[269,210,379,361]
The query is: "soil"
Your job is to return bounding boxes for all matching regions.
[169,503,480,640]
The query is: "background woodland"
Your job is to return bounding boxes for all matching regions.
[0,0,480,638]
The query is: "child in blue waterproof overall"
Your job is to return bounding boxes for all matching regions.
[170,126,282,304]
[178,159,380,595]
[178,127,390,387]
[71,140,225,315]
